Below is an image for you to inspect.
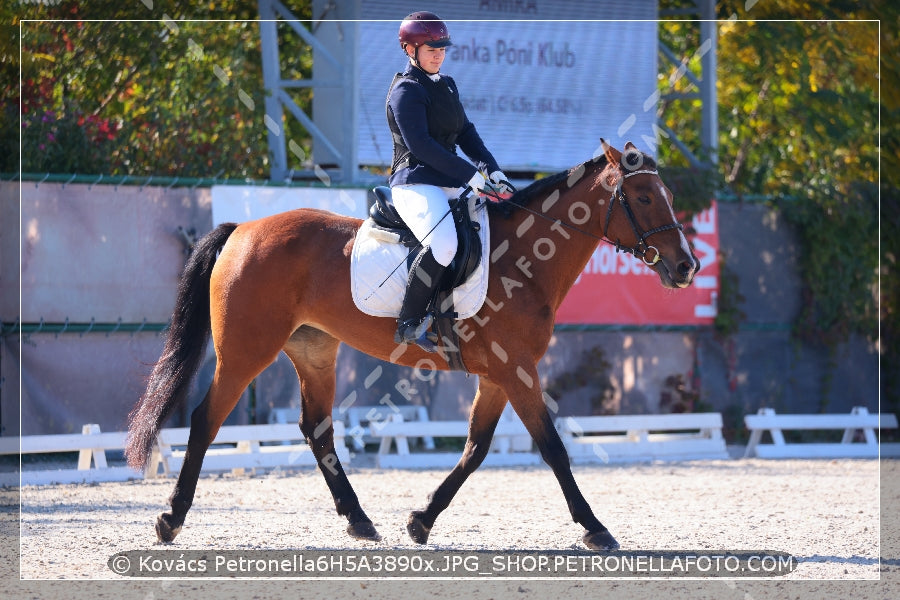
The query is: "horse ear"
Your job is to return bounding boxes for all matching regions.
[600,138,622,165]
[624,141,637,150]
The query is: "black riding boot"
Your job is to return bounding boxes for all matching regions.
[394,246,445,353]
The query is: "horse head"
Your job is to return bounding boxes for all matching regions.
[597,139,699,289]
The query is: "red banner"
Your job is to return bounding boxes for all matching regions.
[555,202,720,325]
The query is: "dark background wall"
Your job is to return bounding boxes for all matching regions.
[706,203,877,412]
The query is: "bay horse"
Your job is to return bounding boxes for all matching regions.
[125,140,699,551]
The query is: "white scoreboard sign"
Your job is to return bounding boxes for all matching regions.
[357,1,659,173]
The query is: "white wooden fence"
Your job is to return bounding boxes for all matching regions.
[368,410,540,469]
[0,421,348,486]
[144,421,349,478]
[556,413,729,463]
[4,406,897,485]
[269,405,435,452]
[0,424,135,486]
[744,407,899,458]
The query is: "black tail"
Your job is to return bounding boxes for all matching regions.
[125,223,238,471]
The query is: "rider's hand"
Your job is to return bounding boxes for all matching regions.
[489,171,516,199]
[466,170,487,195]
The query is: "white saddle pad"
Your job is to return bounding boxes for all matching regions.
[351,198,490,319]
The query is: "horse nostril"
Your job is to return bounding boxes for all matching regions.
[676,260,693,278]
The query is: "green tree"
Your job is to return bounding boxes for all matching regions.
[3,1,313,178]
[660,2,891,405]
[661,7,882,335]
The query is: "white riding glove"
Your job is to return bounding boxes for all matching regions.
[489,170,516,198]
[466,170,488,194]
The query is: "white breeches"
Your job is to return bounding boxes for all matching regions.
[390,184,458,267]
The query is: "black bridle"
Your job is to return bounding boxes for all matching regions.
[602,168,684,266]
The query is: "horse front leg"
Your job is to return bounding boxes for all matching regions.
[407,376,508,544]
[502,362,619,551]
[300,409,380,541]
[285,328,380,541]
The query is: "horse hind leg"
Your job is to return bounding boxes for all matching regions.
[157,301,291,542]
[283,326,381,542]
[156,360,266,542]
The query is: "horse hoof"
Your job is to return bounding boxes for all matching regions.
[347,520,381,541]
[155,512,182,543]
[583,529,619,551]
[407,511,431,544]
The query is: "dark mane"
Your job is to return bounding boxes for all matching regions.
[487,155,609,217]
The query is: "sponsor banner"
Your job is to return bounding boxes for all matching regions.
[556,203,720,325]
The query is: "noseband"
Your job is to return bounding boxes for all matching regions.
[603,169,684,266]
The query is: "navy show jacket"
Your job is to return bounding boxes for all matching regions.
[387,62,500,188]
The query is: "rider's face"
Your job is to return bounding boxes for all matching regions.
[408,44,446,74]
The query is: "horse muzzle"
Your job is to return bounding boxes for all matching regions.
[654,252,699,289]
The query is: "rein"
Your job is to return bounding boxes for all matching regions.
[484,169,684,266]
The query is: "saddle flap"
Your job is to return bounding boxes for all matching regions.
[442,196,482,292]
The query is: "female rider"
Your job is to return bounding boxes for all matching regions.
[387,11,514,352]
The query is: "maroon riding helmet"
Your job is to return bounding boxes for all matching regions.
[398,11,452,50]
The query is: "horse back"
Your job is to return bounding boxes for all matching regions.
[221,208,361,261]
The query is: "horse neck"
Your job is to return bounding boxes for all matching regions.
[494,159,612,307]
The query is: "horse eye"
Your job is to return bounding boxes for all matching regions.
[638,195,651,205]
